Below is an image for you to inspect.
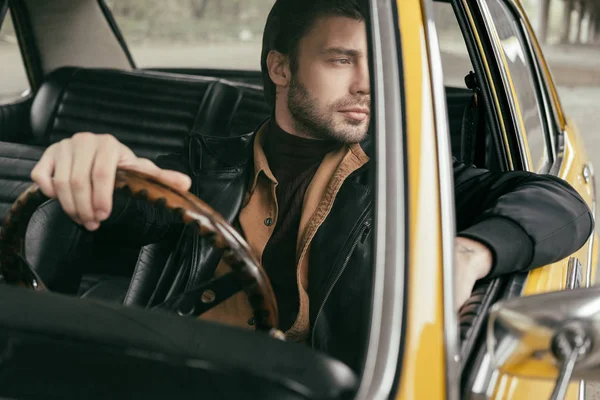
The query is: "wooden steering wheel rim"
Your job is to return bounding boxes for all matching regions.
[0,169,279,331]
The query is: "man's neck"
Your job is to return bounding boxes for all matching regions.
[264,118,338,183]
[274,105,316,140]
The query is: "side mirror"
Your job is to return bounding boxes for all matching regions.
[487,286,600,400]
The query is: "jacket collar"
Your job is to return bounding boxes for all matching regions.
[249,119,371,192]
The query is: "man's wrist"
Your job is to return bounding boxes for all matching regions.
[455,237,493,280]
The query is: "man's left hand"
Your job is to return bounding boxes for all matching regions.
[454,237,493,312]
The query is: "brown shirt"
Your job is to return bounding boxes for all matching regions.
[199,121,369,342]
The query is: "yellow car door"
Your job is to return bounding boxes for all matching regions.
[458,0,598,398]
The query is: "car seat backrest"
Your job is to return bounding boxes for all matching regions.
[29,67,242,160]
[225,83,272,136]
[0,142,44,223]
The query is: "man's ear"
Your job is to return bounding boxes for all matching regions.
[266,50,291,87]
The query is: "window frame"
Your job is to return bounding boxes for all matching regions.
[521,14,568,176]
[501,0,564,174]
[0,1,8,29]
[0,3,33,105]
[475,0,557,173]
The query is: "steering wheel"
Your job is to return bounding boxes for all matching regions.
[0,169,280,335]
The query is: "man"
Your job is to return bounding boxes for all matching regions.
[30,0,592,371]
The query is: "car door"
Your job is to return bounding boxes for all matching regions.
[0,3,33,143]
[463,0,597,398]
[475,0,596,294]
[522,2,598,291]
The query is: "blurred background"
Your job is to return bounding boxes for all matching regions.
[1,0,598,182]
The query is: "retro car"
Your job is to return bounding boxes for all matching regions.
[0,0,597,399]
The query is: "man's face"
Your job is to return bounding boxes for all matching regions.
[286,16,371,143]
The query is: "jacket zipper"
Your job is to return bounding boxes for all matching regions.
[311,209,372,348]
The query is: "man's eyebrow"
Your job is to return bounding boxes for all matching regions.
[321,47,363,57]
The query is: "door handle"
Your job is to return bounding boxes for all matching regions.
[566,257,583,290]
[583,164,592,184]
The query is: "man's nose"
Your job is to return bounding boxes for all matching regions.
[350,60,371,95]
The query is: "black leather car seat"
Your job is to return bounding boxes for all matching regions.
[19,67,272,305]
[0,141,44,223]
[22,130,254,306]
[29,67,242,160]
[224,81,272,136]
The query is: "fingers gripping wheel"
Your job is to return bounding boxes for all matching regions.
[0,170,280,333]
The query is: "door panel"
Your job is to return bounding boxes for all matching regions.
[518,0,597,293]
[463,0,595,399]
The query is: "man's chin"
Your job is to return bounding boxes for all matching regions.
[332,119,370,143]
[329,127,369,144]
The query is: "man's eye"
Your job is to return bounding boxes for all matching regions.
[333,59,351,65]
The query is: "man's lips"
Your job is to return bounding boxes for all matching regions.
[338,107,370,122]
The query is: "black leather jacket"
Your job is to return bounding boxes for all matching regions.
[27,128,594,373]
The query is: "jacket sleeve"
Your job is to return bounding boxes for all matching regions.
[92,153,190,246]
[453,159,594,278]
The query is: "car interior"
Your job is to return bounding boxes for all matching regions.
[0,0,506,397]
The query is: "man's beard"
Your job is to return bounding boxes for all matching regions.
[287,76,370,143]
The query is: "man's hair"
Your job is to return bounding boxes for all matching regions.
[260,0,366,108]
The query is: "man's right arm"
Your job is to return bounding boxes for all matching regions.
[30,133,192,243]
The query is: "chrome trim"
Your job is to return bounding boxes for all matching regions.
[566,257,583,290]
[583,165,592,184]
[507,0,558,172]
[421,1,459,399]
[585,168,596,288]
[470,352,500,399]
[475,0,531,171]
[549,128,565,176]
[551,340,586,400]
[354,0,405,398]
[579,380,586,400]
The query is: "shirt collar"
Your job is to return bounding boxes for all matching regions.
[250,121,278,191]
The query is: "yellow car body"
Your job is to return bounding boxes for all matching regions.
[395,0,597,399]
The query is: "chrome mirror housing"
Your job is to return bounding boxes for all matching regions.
[487,286,600,400]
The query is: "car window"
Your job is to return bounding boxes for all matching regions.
[0,9,30,104]
[103,0,275,70]
[433,2,474,88]
[479,0,551,172]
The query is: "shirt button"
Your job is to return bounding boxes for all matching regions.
[264,217,274,226]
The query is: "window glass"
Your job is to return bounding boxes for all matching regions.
[104,0,275,70]
[0,10,30,103]
[433,2,475,88]
[481,0,550,172]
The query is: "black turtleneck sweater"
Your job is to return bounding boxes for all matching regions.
[262,120,339,332]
